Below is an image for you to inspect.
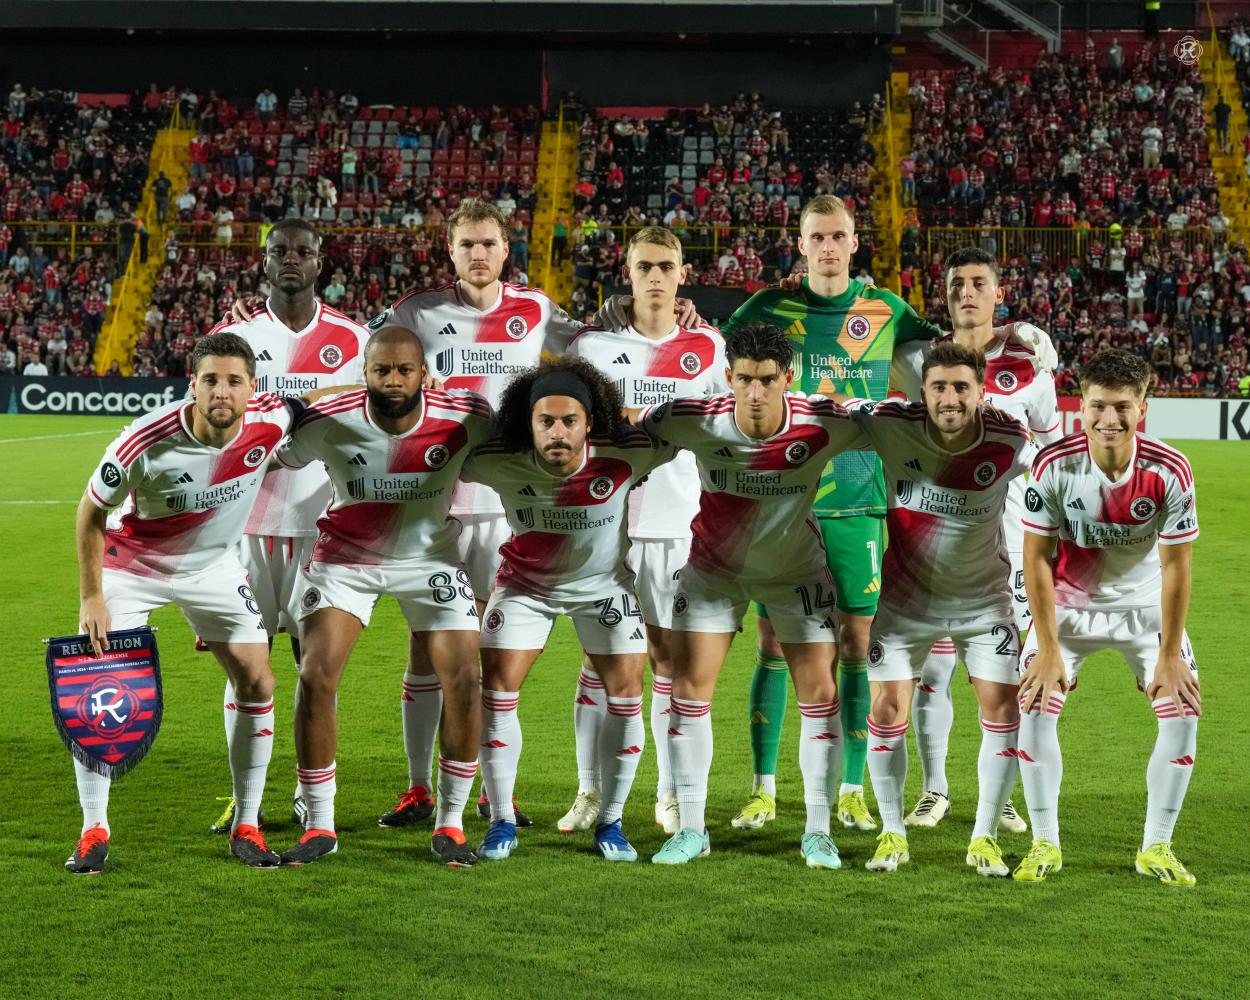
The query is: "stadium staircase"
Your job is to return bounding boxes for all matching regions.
[868,71,912,298]
[1200,39,1249,246]
[95,124,194,375]
[530,111,577,304]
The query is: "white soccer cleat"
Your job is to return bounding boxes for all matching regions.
[999,799,1028,834]
[655,793,680,835]
[904,790,950,828]
[557,790,601,833]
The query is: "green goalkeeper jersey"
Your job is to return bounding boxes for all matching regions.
[723,277,940,517]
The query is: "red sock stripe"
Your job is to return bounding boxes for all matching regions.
[482,693,519,711]
[798,701,839,718]
[931,641,957,653]
[235,702,274,715]
[1022,693,1067,715]
[403,681,442,694]
[577,670,606,689]
[651,679,673,694]
[670,698,711,718]
[1152,699,1199,719]
[867,717,909,738]
[438,756,479,778]
[980,718,1021,734]
[607,700,644,717]
[296,767,336,785]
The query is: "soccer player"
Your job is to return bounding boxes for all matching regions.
[211,218,370,835]
[461,356,676,863]
[562,226,728,836]
[1014,350,1200,886]
[639,323,868,868]
[68,333,305,874]
[273,327,494,868]
[854,342,1036,877]
[904,248,1062,831]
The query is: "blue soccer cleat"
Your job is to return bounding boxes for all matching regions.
[593,819,638,862]
[476,820,518,861]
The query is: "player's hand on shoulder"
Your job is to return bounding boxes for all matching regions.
[675,297,703,329]
[594,294,632,332]
[1017,645,1068,714]
[230,294,266,325]
[78,596,112,657]
[775,271,803,293]
[1148,654,1202,717]
[1003,322,1058,373]
[423,373,445,392]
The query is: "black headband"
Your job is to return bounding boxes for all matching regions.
[529,371,593,414]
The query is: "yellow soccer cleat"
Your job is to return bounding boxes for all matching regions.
[865,831,910,872]
[1012,839,1063,882]
[730,788,776,830]
[1136,842,1196,887]
[966,834,1009,877]
[837,789,878,830]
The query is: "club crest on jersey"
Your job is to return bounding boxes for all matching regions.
[994,370,1019,392]
[589,476,614,500]
[301,588,321,611]
[785,440,811,465]
[868,641,885,665]
[243,445,267,468]
[679,351,701,375]
[319,344,343,369]
[1130,496,1158,522]
[484,608,505,633]
[101,461,121,488]
[846,315,872,341]
[1025,487,1043,512]
[673,593,689,617]
[974,461,997,486]
[425,444,450,469]
[506,315,529,340]
[1021,651,1036,672]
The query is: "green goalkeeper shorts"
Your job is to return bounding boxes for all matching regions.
[757,514,884,620]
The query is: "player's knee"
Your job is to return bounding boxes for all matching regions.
[870,687,910,724]
[442,666,480,711]
[233,668,275,704]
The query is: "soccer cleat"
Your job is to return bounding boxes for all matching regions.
[476,820,518,861]
[291,793,309,828]
[865,831,910,872]
[730,788,777,830]
[966,834,1009,877]
[210,796,235,834]
[1012,839,1063,882]
[651,827,711,865]
[430,827,478,868]
[65,824,109,875]
[655,793,680,835]
[904,790,950,828]
[477,795,532,828]
[280,828,339,866]
[838,789,878,830]
[557,790,601,833]
[800,831,843,870]
[230,824,281,869]
[1135,842,1196,887]
[999,798,1028,834]
[378,785,435,828]
[593,819,638,862]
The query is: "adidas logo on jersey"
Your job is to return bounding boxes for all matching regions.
[1067,498,1086,510]
[518,485,537,497]
[348,453,367,466]
[629,628,644,640]
[174,472,193,484]
[255,350,274,361]
[905,458,923,472]
[437,323,458,337]
[714,447,733,459]
[612,353,631,365]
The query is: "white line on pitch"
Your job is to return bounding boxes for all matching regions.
[0,428,121,444]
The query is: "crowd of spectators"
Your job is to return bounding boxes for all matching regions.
[1227,15,1250,176]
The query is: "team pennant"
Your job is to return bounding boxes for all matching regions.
[46,626,163,780]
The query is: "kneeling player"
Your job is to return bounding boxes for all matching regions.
[1015,350,1200,886]
[462,357,676,862]
[276,328,493,868]
[852,343,1036,877]
[638,323,867,868]
[69,334,302,873]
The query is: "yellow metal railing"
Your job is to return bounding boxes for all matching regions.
[923,226,1221,263]
[545,101,567,277]
[601,223,877,263]
[880,80,903,290]
[1,221,122,259]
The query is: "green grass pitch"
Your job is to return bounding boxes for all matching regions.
[1,414,1247,999]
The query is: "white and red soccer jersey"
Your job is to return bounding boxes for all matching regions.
[849,399,1036,618]
[87,394,296,579]
[380,280,587,515]
[982,337,1063,552]
[275,388,494,566]
[569,321,728,539]
[1023,432,1198,611]
[640,393,865,582]
[460,430,675,599]
[218,299,369,538]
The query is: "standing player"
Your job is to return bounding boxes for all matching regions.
[461,357,676,863]
[904,248,1062,831]
[68,334,303,874]
[638,324,868,868]
[273,328,494,868]
[852,343,1036,877]
[562,226,728,836]
[210,218,370,835]
[1014,350,1200,886]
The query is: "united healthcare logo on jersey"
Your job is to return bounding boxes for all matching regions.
[516,506,535,529]
[896,479,914,504]
[346,477,367,500]
[434,349,455,379]
[709,468,729,491]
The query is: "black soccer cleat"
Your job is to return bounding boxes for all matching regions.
[431,827,478,868]
[65,824,109,875]
[378,785,435,828]
[477,795,532,828]
[280,829,339,866]
[230,824,281,868]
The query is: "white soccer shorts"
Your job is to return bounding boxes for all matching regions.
[1007,548,1031,634]
[297,558,480,632]
[1019,606,1198,690]
[627,536,691,630]
[102,557,268,645]
[240,534,317,636]
[455,512,510,600]
[478,584,648,655]
[868,602,1020,686]
[670,564,840,645]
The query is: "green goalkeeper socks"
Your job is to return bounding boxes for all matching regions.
[748,653,790,777]
[839,659,870,787]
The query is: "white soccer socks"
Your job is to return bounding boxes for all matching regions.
[1018,690,1066,846]
[436,754,478,830]
[401,671,443,793]
[668,697,713,832]
[1143,697,1198,850]
[798,699,843,835]
[912,640,957,796]
[865,716,910,835]
[650,676,674,799]
[572,667,607,794]
[973,715,1020,840]
[74,759,111,835]
[229,699,274,831]
[296,762,337,831]
[480,689,522,824]
[599,695,645,825]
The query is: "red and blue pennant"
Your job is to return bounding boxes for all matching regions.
[46,627,163,780]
